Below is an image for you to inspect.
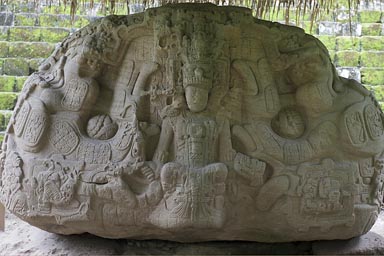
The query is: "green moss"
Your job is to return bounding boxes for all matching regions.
[360,52,384,68]
[360,11,382,23]
[39,14,89,28]
[0,42,8,58]
[334,0,353,8]
[0,92,18,110]
[14,13,37,26]
[15,76,27,92]
[335,51,360,67]
[316,35,337,51]
[39,14,79,27]
[114,3,130,15]
[301,21,319,34]
[72,15,89,28]
[360,36,384,51]
[28,59,44,73]
[361,68,384,85]
[9,27,41,42]
[318,10,335,22]
[40,28,70,43]
[57,15,73,28]
[361,23,382,36]
[335,10,358,23]
[0,27,9,41]
[41,5,72,15]
[328,50,336,62]
[38,14,58,27]
[8,42,55,58]
[8,3,37,13]
[370,85,384,102]
[3,58,29,76]
[2,111,12,130]
[0,110,13,131]
[364,84,374,92]
[0,59,3,75]
[336,36,360,51]
[0,76,15,92]
[0,110,11,131]
[8,43,31,57]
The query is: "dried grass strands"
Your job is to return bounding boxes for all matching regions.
[2,0,378,27]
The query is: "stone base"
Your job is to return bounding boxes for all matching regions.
[1,211,384,255]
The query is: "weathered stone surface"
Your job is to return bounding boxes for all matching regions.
[0,4,384,242]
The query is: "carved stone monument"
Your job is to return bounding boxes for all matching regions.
[0,4,383,242]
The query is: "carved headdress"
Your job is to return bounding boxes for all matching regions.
[180,19,214,91]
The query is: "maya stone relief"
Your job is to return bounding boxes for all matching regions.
[1,4,384,242]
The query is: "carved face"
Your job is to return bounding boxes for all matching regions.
[185,86,209,113]
[76,55,101,78]
[288,56,327,86]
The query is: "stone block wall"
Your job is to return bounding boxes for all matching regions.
[0,2,383,142]
[312,4,384,107]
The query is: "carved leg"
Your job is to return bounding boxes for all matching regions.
[160,162,183,195]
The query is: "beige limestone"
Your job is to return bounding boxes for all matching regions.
[0,3,383,242]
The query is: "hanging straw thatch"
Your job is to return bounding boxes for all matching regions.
[0,0,380,26]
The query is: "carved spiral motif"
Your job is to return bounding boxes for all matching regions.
[87,115,118,140]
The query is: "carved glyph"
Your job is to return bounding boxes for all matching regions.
[0,4,384,242]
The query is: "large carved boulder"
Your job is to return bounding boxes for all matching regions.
[1,3,383,242]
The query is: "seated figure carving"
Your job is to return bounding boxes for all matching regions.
[151,68,232,229]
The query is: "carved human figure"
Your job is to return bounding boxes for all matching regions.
[151,64,232,228]
[274,38,335,117]
[35,160,78,212]
[1,152,23,206]
[288,51,334,116]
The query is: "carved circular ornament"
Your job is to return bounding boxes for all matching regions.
[0,4,384,242]
[271,106,306,139]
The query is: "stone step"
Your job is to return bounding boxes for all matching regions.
[2,12,97,28]
[360,51,384,68]
[0,75,27,93]
[0,92,18,111]
[361,23,384,36]
[0,41,55,58]
[365,85,384,104]
[360,36,384,51]
[361,68,384,85]
[0,57,44,76]
[0,110,13,131]
[333,51,384,68]
[0,26,71,42]
[0,2,127,16]
[336,36,361,51]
